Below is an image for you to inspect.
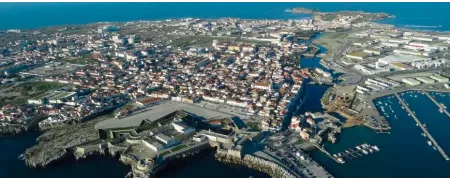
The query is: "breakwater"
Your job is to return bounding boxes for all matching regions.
[214,149,295,178]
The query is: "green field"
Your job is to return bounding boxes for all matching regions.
[50,92,74,100]
[0,81,64,106]
[170,144,188,153]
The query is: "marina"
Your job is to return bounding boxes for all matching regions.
[422,90,450,118]
[395,93,450,161]
[331,143,380,163]
[314,143,380,164]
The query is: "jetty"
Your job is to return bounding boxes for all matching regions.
[421,90,450,118]
[331,143,380,163]
[395,93,450,161]
[313,144,344,164]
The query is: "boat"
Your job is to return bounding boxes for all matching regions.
[428,141,432,146]
[416,123,418,126]
[333,154,337,157]
[337,157,345,164]
[433,146,437,151]
[345,150,350,153]
[18,153,25,160]
[356,146,361,150]
[421,133,426,137]
[362,150,369,155]
[372,146,380,151]
[369,149,374,153]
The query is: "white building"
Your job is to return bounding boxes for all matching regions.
[155,134,177,147]
[415,77,435,84]
[402,78,421,86]
[430,75,449,83]
[172,122,195,135]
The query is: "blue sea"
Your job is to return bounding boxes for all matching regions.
[0,3,450,31]
[2,2,450,178]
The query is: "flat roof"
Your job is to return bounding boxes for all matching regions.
[95,101,233,130]
[347,51,369,58]
[378,54,424,64]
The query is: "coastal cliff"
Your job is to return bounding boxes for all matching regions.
[23,115,108,168]
[214,149,295,178]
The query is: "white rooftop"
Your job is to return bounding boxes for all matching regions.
[378,54,425,64]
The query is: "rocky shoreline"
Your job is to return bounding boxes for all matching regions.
[214,149,295,178]
[23,115,110,168]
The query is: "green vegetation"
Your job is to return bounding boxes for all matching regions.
[50,92,74,100]
[247,122,261,131]
[0,81,64,106]
[71,57,91,65]
[170,144,188,152]
[159,151,171,157]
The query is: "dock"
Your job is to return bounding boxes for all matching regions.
[313,144,344,164]
[421,90,450,118]
[395,93,450,161]
[331,143,380,163]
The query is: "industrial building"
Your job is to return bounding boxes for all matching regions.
[402,78,421,86]
[374,77,401,87]
[430,75,449,83]
[415,77,435,84]
[346,51,369,60]
[378,54,425,65]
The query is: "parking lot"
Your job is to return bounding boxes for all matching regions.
[194,101,252,120]
[264,131,333,178]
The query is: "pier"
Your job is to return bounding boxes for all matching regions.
[313,144,343,164]
[395,93,450,161]
[332,143,380,163]
[421,90,450,118]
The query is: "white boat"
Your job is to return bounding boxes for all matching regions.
[421,133,426,137]
[428,141,432,146]
[362,150,369,155]
[433,146,437,151]
[372,146,380,151]
[356,146,361,150]
[333,154,337,157]
[337,157,345,164]
[369,149,374,153]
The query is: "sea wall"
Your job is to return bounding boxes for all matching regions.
[214,149,295,178]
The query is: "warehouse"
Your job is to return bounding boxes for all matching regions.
[429,74,449,83]
[416,77,435,84]
[346,51,369,60]
[402,78,421,86]
[378,54,425,65]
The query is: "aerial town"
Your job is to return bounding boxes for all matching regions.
[2,8,450,178]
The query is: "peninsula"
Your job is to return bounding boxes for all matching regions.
[1,6,450,178]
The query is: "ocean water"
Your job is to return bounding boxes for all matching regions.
[0,3,449,31]
[310,91,450,178]
[0,132,130,178]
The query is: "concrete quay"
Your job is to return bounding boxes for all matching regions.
[395,93,450,161]
[421,90,450,118]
